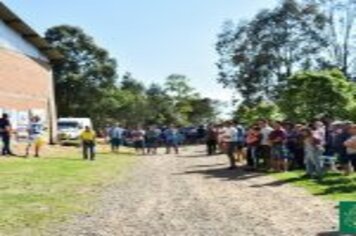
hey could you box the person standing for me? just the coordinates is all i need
[301,128,324,179]
[290,124,305,169]
[313,120,326,148]
[335,122,352,175]
[132,126,146,155]
[224,121,238,170]
[25,116,44,157]
[269,121,288,172]
[258,119,273,169]
[197,125,206,144]
[0,113,14,156]
[246,126,262,170]
[146,125,160,155]
[164,125,180,155]
[109,123,124,153]
[206,124,218,155]
[343,124,356,175]
[216,124,226,154]
[80,126,96,161]
[235,121,246,163]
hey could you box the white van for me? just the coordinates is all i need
[57,118,93,142]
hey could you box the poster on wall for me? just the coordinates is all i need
[17,111,29,125]
[10,109,18,129]
[16,111,30,140]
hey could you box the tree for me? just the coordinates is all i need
[187,98,220,124]
[145,83,176,125]
[45,25,118,126]
[305,0,356,79]
[165,74,198,101]
[234,102,283,125]
[121,72,145,94]
[216,0,329,105]
[278,69,354,121]
[117,73,149,126]
[164,74,199,125]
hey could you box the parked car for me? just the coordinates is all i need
[57,118,93,145]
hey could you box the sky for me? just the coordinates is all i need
[3,0,277,116]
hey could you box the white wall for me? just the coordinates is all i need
[0,20,48,62]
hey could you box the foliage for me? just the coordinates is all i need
[164,74,217,125]
[234,101,283,125]
[188,98,220,125]
[46,26,218,128]
[216,0,329,105]
[217,0,356,121]
[347,101,356,122]
[305,0,356,79]
[45,25,118,127]
[278,69,355,121]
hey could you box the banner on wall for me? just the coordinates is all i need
[17,110,30,129]
[10,109,18,129]
[17,111,29,125]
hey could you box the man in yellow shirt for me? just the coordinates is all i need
[80,126,96,161]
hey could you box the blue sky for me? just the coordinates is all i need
[3,0,277,114]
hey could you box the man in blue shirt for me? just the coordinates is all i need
[164,125,180,155]
[109,123,124,153]
[235,121,246,163]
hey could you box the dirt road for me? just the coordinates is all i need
[50,146,338,236]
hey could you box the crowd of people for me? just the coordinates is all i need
[102,124,203,156]
[84,118,356,179]
[205,119,356,179]
[1,110,355,180]
[80,124,210,161]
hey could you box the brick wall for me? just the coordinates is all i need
[0,48,50,110]
[0,48,57,142]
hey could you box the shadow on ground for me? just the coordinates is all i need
[179,153,220,158]
[317,231,340,236]
[175,167,265,181]
[189,163,226,168]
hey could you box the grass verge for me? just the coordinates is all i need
[271,171,356,201]
[0,145,135,235]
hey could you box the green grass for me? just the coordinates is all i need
[271,171,356,201]
[0,146,135,235]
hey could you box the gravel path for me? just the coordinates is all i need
[49,146,338,236]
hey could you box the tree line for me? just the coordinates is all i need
[216,0,356,123]
[45,26,219,128]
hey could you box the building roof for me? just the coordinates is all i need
[0,2,62,62]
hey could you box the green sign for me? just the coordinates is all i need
[340,201,356,234]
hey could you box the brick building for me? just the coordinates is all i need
[0,2,61,142]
